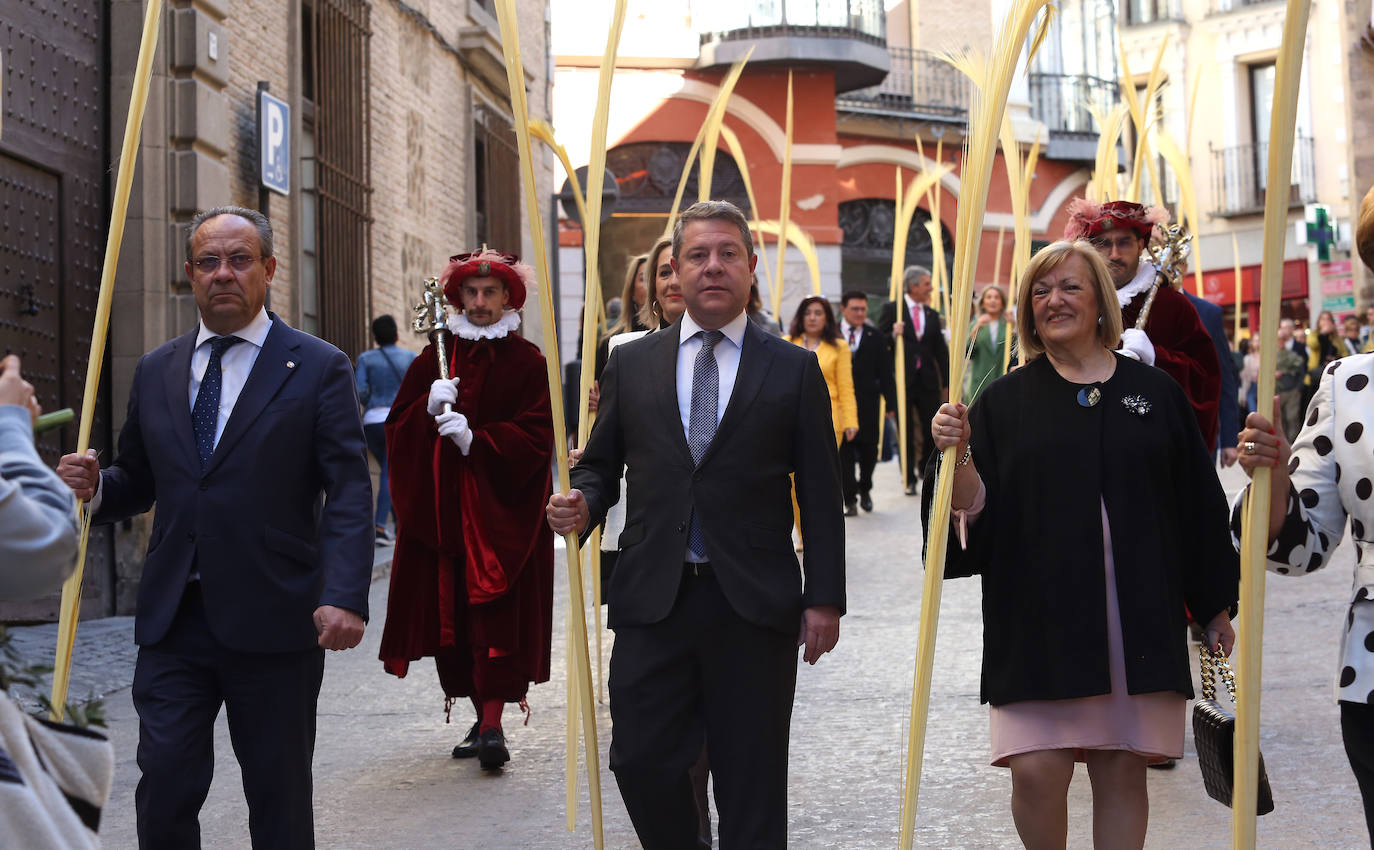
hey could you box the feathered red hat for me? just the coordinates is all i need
[440,249,534,311]
[1064,199,1170,242]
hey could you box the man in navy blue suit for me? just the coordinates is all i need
[57,206,374,849]
[1185,290,1241,466]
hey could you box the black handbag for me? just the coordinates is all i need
[1192,645,1274,815]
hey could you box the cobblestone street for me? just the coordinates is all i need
[20,462,1370,847]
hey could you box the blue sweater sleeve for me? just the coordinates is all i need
[0,405,78,599]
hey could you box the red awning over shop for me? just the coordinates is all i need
[1199,259,1307,307]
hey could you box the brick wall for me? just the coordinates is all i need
[99,0,552,617]
[1345,0,1374,300]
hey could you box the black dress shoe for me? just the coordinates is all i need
[843,503,859,517]
[478,728,510,770]
[904,483,918,496]
[859,493,873,512]
[451,721,481,759]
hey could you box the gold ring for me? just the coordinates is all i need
[1244,440,1256,455]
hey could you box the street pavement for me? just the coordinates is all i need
[11,461,1371,848]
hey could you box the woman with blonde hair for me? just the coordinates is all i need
[593,253,652,380]
[926,239,1238,849]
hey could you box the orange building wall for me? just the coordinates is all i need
[582,64,1093,289]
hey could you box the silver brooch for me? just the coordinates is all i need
[1122,394,1151,416]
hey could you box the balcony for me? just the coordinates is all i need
[835,48,970,122]
[1209,0,1283,13]
[691,0,890,93]
[1122,0,1183,25]
[1208,137,1316,217]
[1028,73,1120,161]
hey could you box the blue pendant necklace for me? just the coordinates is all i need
[1077,385,1102,407]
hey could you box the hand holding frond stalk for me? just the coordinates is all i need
[899,2,1057,845]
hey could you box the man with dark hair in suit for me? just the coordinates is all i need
[57,206,374,849]
[1184,290,1241,466]
[838,290,896,514]
[877,266,949,495]
[546,199,845,848]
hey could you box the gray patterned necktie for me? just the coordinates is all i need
[686,329,724,557]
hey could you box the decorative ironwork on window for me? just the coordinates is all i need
[474,105,521,252]
[315,0,373,361]
[604,142,750,214]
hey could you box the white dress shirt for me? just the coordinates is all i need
[189,308,273,449]
[676,310,749,562]
[840,319,862,352]
[676,310,749,439]
[91,308,273,516]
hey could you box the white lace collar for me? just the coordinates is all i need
[447,311,521,340]
[1114,261,1159,310]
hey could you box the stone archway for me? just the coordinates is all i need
[592,142,753,313]
[838,198,954,307]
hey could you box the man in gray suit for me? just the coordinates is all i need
[547,200,845,849]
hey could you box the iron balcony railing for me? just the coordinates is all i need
[691,0,885,45]
[1210,0,1282,13]
[1209,137,1316,217]
[1123,0,1183,25]
[1027,72,1119,137]
[834,47,970,120]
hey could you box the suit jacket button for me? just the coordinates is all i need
[677,522,686,533]
[199,481,209,491]
[186,531,196,541]
[692,472,702,482]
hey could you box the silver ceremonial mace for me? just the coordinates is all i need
[412,276,453,415]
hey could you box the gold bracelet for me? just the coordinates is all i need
[955,446,972,467]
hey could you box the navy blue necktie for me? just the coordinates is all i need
[193,335,244,468]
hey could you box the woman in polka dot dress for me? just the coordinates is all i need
[1235,351,1374,841]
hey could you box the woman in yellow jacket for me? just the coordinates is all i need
[786,295,859,445]
[786,296,858,538]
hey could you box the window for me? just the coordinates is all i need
[314,0,372,360]
[1249,62,1275,191]
[473,106,521,252]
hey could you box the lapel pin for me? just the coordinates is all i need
[286,360,296,369]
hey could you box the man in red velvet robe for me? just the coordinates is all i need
[1065,199,1222,451]
[380,250,554,771]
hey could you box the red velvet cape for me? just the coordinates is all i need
[1122,281,1222,452]
[378,332,554,684]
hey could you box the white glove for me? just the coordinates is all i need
[427,377,460,416]
[435,410,474,455]
[1118,328,1156,366]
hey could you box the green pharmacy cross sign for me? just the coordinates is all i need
[1305,204,1337,262]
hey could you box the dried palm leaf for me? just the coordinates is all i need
[1236,1,1312,843]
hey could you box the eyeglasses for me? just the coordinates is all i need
[1091,235,1139,253]
[192,253,261,274]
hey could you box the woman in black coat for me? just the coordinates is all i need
[926,239,1239,849]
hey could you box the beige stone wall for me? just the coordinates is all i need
[915,0,991,54]
[1344,0,1374,299]
[1112,0,1357,293]
[221,0,296,319]
[101,0,552,616]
